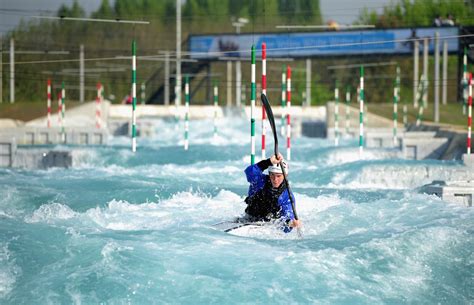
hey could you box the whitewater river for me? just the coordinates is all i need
[0,117,472,304]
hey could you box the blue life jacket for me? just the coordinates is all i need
[244,162,296,233]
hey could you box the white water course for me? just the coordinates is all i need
[0,117,472,304]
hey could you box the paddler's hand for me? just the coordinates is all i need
[270,153,284,165]
[289,219,302,228]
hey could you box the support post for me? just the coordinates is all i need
[236,60,241,107]
[176,0,181,107]
[413,40,419,107]
[80,44,84,103]
[442,40,448,105]
[227,61,232,107]
[10,38,14,103]
[434,32,440,123]
[1,34,3,103]
[164,51,170,105]
[306,58,311,107]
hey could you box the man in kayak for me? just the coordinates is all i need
[243,152,301,232]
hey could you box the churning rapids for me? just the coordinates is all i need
[0,117,472,304]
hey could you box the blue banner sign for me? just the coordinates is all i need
[189,27,459,59]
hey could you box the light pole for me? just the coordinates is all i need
[232,17,248,107]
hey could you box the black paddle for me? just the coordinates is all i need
[261,93,302,236]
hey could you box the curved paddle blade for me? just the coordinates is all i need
[261,93,279,156]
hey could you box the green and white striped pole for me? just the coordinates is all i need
[416,74,426,126]
[467,73,472,154]
[213,80,218,142]
[131,40,137,152]
[281,66,286,137]
[61,81,66,143]
[250,45,256,165]
[359,66,364,158]
[393,66,400,146]
[345,86,351,136]
[463,47,468,115]
[184,75,189,150]
[334,80,339,146]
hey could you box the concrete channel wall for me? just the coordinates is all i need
[0,127,108,146]
[0,102,470,168]
[0,100,110,169]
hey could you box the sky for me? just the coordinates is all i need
[0,0,394,34]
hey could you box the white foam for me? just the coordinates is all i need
[71,149,103,168]
[86,199,170,231]
[0,243,21,299]
[296,193,344,215]
[26,203,78,224]
[101,242,134,264]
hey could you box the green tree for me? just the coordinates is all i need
[57,0,86,18]
[356,0,472,27]
[278,0,322,24]
[92,0,114,19]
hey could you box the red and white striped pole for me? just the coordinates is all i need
[47,79,51,128]
[286,65,292,161]
[96,82,102,129]
[281,67,286,137]
[61,82,66,143]
[468,73,472,155]
[261,42,267,160]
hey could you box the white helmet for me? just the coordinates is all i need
[268,161,288,175]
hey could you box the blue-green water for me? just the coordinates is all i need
[1,118,473,304]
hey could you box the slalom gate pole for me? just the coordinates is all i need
[281,66,286,137]
[393,80,398,146]
[416,75,426,126]
[96,82,102,129]
[57,92,61,126]
[213,81,218,141]
[463,47,468,115]
[393,66,400,146]
[47,79,51,128]
[250,45,256,165]
[286,65,291,161]
[61,81,66,143]
[261,42,267,160]
[334,80,339,146]
[359,66,364,158]
[345,86,350,135]
[468,73,472,155]
[402,66,407,127]
[184,76,189,150]
[131,40,137,152]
